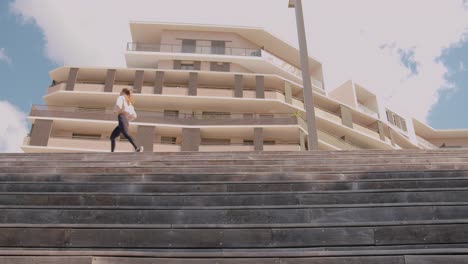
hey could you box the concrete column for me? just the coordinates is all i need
[181,128,201,151]
[66,68,79,91]
[29,120,53,147]
[256,76,265,99]
[254,127,264,151]
[189,72,198,96]
[104,69,116,93]
[154,71,165,94]
[389,130,397,147]
[377,121,386,141]
[194,61,201,70]
[300,130,307,151]
[136,126,155,152]
[234,75,243,98]
[133,70,144,94]
[173,60,181,70]
[285,81,293,104]
[339,104,353,128]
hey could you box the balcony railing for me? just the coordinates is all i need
[357,103,379,118]
[260,49,323,90]
[30,105,301,127]
[126,42,324,90]
[127,43,262,57]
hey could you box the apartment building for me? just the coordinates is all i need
[22,22,468,153]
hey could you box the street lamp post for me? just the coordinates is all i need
[289,0,319,150]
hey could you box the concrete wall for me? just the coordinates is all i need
[329,80,357,108]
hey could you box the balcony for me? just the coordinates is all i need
[22,136,301,153]
[46,82,306,112]
[29,105,301,128]
[126,43,324,90]
[127,43,262,57]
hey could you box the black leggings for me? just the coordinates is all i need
[110,114,138,152]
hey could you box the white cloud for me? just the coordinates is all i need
[10,0,468,122]
[0,48,12,64]
[0,101,28,153]
[460,61,466,72]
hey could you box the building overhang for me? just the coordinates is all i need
[129,21,322,74]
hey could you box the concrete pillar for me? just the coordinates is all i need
[389,129,397,147]
[256,76,265,99]
[66,68,79,91]
[133,70,144,94]
[194,61,201,70]
[29,120,53,147]
[154,71,165,94]
[189,72,198,96]
[234,75,244,98]
[173,60,181,70]
[181,128,201,151]
[377,121,386,141]
[339,104,354,128]
[136,126,155,152]
[104,69,116,93]
[254,127,264,151]
[285,81,293,104]
[300,130,307,151]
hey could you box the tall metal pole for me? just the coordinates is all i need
[290,0,319,150]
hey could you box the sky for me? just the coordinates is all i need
[0,0,468,152]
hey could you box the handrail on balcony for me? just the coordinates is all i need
[31,104,303,121]
[317,129,363,150]
[127,42,262,57]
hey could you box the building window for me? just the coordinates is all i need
[201,138,231,145]
[72,133,101,140]
[181,39,196,53]
[243,140,254,146]
[211,41,226,55]
[386,109,408,132]
[202,112,231,119]
[210,62,230,72]
[161,136,177,145]
[264,140,276,145]
[164,110,179,118]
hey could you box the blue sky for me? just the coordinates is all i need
[0,0,468,152]
[0,0,57,111]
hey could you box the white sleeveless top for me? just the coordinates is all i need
[115,96,137,121]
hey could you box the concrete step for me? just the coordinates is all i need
[1,205,467,225]
[1,189,467,206]
[2,150,468,162]
[4,156,468,167]
[87,255,468,264]
[3,163,468,175]
[0,224,467,248]
[0,170,466,183]
[1,179,468,193]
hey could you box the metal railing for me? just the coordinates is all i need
[416,135,438,149]
[126,42,324,90]
[317,129,363,150]
[261,49,324,89]
[357,103,379,118]
[30,105,301,126]
[127,42,262,57]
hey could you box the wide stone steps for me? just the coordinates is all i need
[2,150,468,262]
[1,189,467,206]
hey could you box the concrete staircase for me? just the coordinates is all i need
[1,150,468,263]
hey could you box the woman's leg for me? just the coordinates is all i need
[119,115,138,150]
[110,126,121,152]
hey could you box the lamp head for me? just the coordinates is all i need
[288,0,295,8]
